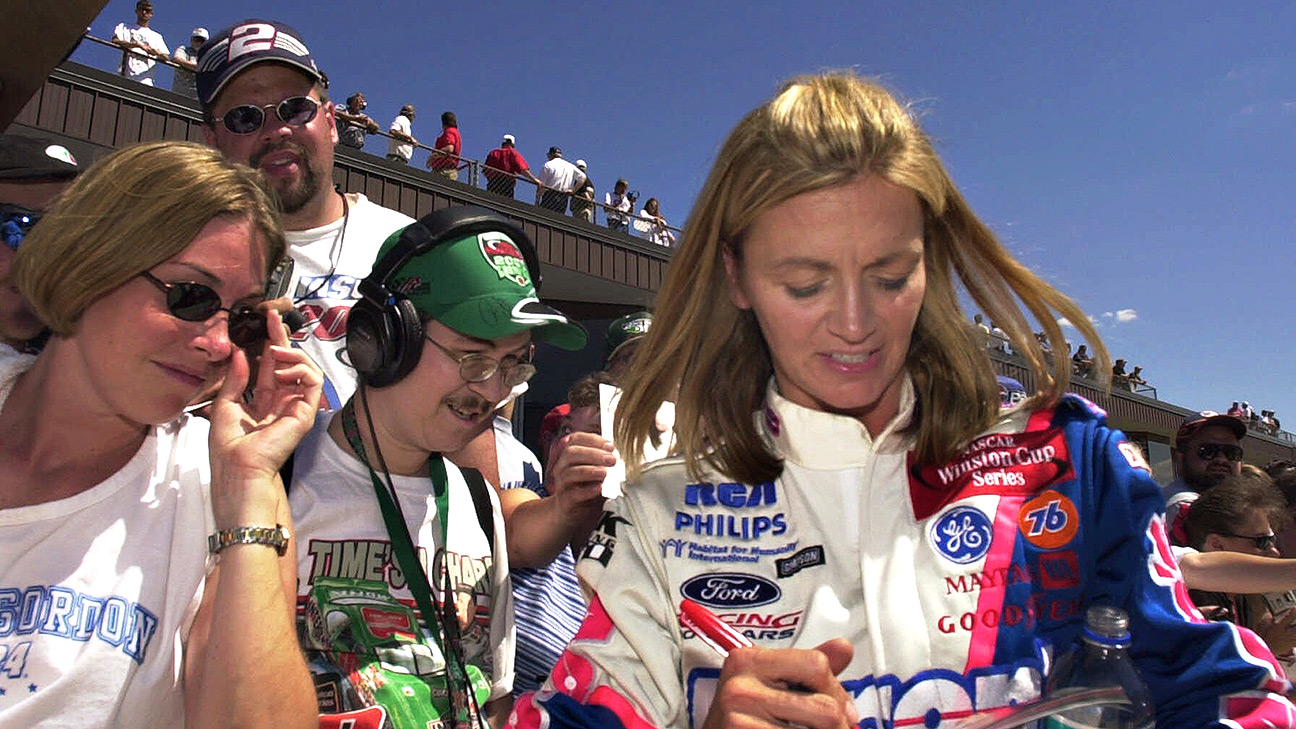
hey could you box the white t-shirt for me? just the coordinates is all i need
[635,208,677,247]
[537,157,585,194]
[112,23,168,86]
[0,355,214,728]
[171,44,199,97]
[289,415,515,706]
[283,193,413,410]
[387,115,414,161]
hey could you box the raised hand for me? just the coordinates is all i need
[208,308,322,528]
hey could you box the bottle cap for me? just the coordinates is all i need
[1084,605,1131,642]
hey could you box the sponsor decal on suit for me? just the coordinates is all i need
[680,573,781,609]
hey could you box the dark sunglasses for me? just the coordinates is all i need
[1197,443,1244,462]
[218,96,319,135]
[1218,531,1277,551]
[1,204,41,251]
[139,271,266,349]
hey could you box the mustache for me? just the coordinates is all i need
[249,140,309,169]
[445,392,493,419]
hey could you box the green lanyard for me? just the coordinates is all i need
[339,398,460,679]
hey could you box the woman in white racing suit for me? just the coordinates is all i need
[511,71,1296,729]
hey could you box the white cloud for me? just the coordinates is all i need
[1115,309,1138,323]
[1058,313,1105,331]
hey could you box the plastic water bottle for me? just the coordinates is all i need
[1041,605,1154,729]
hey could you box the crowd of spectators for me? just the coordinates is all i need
[974,307,1288,442]
[1229,401,1284,436]
[974,314,1156,397]
[20,13,1296,728]
[95,3,682,246]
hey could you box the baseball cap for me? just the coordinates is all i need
[996,376,1027,411]
[196,20,323,107]
[191,27,209,41]
[540,403,571,453]
[548,146,562,156]
[603,311,652,367]
[1176,410,1246,448]
[576,159,587,169]
[377,225,588,351]
[502,134,515,144]
[0,134,79,180]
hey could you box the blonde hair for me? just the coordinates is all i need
[15,141,285,334]
[615,71,1106,484]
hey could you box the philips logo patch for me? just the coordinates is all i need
[680,573,781,609]
[931,506,993,564]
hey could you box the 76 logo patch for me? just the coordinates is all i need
[1018,490,1078,550]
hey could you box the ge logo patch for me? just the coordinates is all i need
[1018,490,1078,550]
[931,506,993,564]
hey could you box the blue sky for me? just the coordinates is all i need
[77,0,1294,426]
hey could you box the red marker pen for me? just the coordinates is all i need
[679,599,753,657]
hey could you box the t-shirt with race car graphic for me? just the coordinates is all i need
[289,414,514,728]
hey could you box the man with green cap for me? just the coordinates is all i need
[285,207,587,728]
[602,310,653,384]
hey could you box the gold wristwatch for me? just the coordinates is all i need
[207,524,290,557]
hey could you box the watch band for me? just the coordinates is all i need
[207,524,290,557]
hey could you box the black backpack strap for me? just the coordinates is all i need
[459,466,496,554]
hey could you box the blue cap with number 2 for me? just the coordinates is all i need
[195,20,323,107]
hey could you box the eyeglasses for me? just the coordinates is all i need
[1,204,41,251]
[424,336,536,387]
[1217,531,1277,551]
[217,96,319,135]
[139,271,267,349]
[1197,443,1244,462]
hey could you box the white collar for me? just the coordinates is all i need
[760,375,916,469]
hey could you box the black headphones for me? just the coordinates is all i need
[346,205,542,388]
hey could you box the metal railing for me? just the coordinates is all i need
[78,32,685,246]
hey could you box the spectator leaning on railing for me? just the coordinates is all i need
[111,0,168,87]
[484,135,541,199]
[386,104,419,164]
[635,197,676,246]
[427,111,462,180]
[171,27,207,99]
[335,92,380,150]
[569,159,595,223]
[603,178,634,233]
[537,146,585,214]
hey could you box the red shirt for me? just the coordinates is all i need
[430,126,462,169]
[484,146,529,178]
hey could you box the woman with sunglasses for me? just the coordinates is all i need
[1184,471,1296,686]
[0,141,319,728]
[512,72,1295,729]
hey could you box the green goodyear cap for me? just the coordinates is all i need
[378,227,588,351]
[603,310,653,366]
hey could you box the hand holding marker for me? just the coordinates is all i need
[679,598,753,656]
